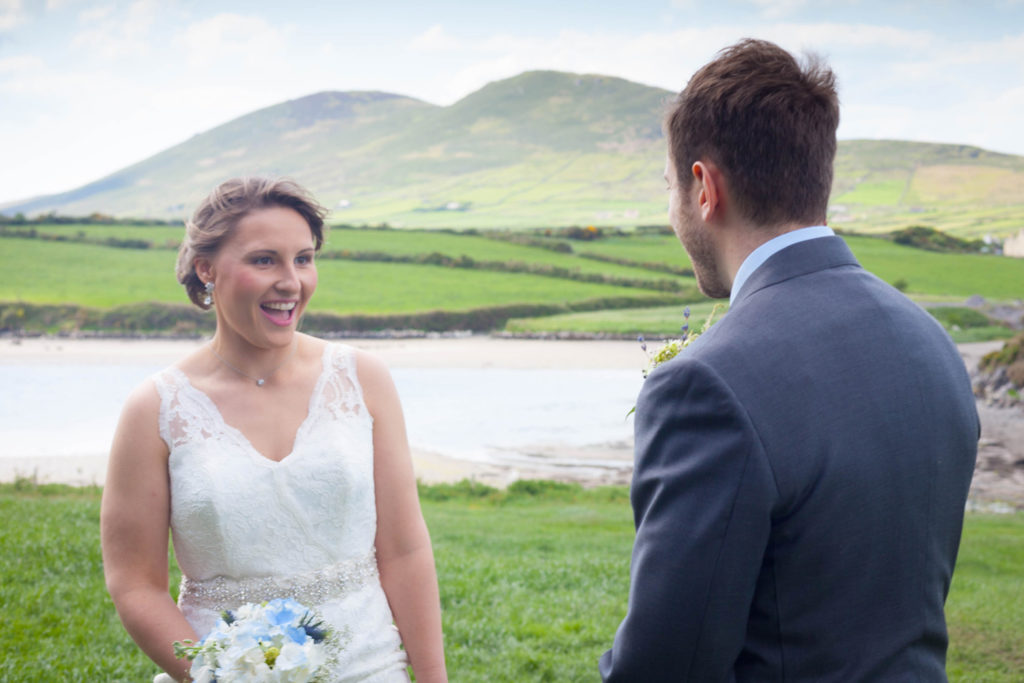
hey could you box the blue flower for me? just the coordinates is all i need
[281,623,309,645]
[264,598,305,627]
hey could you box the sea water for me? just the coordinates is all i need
[0,363,642,465]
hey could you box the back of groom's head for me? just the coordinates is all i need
[666,39,840,230]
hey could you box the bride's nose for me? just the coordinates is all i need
[275,264,301,293]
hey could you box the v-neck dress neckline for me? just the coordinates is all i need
[167,342,331,466]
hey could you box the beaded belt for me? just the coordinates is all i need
[178,552,379,612]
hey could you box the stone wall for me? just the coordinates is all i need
[1004,228,1024,258]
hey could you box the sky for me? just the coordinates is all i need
[2,0,1023,205]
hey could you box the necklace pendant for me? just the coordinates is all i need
[257,379,265,386]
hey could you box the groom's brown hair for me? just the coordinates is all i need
[665,39,839,229]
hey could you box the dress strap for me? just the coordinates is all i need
[313,343,371,427]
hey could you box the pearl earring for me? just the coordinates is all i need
[203,281,215,306]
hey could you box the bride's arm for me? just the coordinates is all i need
[358,350,448,683]
[101,380,197,683]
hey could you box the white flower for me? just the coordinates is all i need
[172,598,332,683]
[271,641,318,682]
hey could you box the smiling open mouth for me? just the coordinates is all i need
[260,301,297,324]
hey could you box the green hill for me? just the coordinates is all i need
[4,71,1023,238]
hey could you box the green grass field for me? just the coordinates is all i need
[575,233,695,269]
[0,238,673,314]
[4,223,186,245]
[19,224,689,283]
[506,301,722,336]
[843,235,1024,299]
[0,482,1020,682]
[2,224,1023,335]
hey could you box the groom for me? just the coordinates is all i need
[600,40,979,681]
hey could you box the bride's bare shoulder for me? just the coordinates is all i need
[350,346,392,381]
[122,375,162,418]
[109,376,168,467]
[349,347,399,408]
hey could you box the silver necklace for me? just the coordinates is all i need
[209,340,298,387]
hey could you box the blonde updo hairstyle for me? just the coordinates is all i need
[176,177,328,309]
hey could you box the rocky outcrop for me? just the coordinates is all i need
[972,333,1024,409]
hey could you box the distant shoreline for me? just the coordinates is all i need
[0,334,646,369]
[4,337,1021,511]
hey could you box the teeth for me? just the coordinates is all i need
[263,302,296,311]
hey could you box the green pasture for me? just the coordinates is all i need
[843,235,1024,300]
[574,233,695,270]
[0,481,1020,682]
[562,231,1024,301]
[5,223,185,245]
[0,239,184,307]
[832,174,908,206]
[321,228,687,282]
[504,299,1013,344]
[14,224,690,283]
[507,301,723,337]
[305,152,668,229]
[834,206,1024,240]
[0,238,669,314]
[2,225,1023,335]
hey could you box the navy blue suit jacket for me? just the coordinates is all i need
[600,236,978,681]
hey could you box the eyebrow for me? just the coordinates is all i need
[244,247,316,258]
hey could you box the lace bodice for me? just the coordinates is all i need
[153,343,409,682]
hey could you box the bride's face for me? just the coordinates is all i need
[201,205,318,349]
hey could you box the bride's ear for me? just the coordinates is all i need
[194,257,214,284]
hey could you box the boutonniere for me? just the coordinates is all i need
[629,304,722,417]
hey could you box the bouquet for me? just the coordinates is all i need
[173,598,333,683]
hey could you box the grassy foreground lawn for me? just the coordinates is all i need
[0,481,1020,682]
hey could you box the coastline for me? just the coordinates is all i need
[0,334,645,369]
[0,335,644,489]
[3,337,1022,508]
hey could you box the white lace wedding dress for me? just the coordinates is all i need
[151,343,410,682]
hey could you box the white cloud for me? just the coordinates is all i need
[78,4,114,23]
[70,0,158,59]
[0,0,25,31]
[0,54,43,75]
[749,0,814,20]
[410,24,461,52]
[771,22,934,50]
[179,13,287,68]
[421,21,942,105]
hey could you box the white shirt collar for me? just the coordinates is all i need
[729,225,834,306]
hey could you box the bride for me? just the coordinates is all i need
[101,177,447,682]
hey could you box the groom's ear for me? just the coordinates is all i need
[692,160,723,222]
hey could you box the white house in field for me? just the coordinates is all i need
[1004,228,1024,258]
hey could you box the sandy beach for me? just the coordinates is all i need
[2,336,1022,508]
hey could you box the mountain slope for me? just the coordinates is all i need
[4,71,1023,237]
